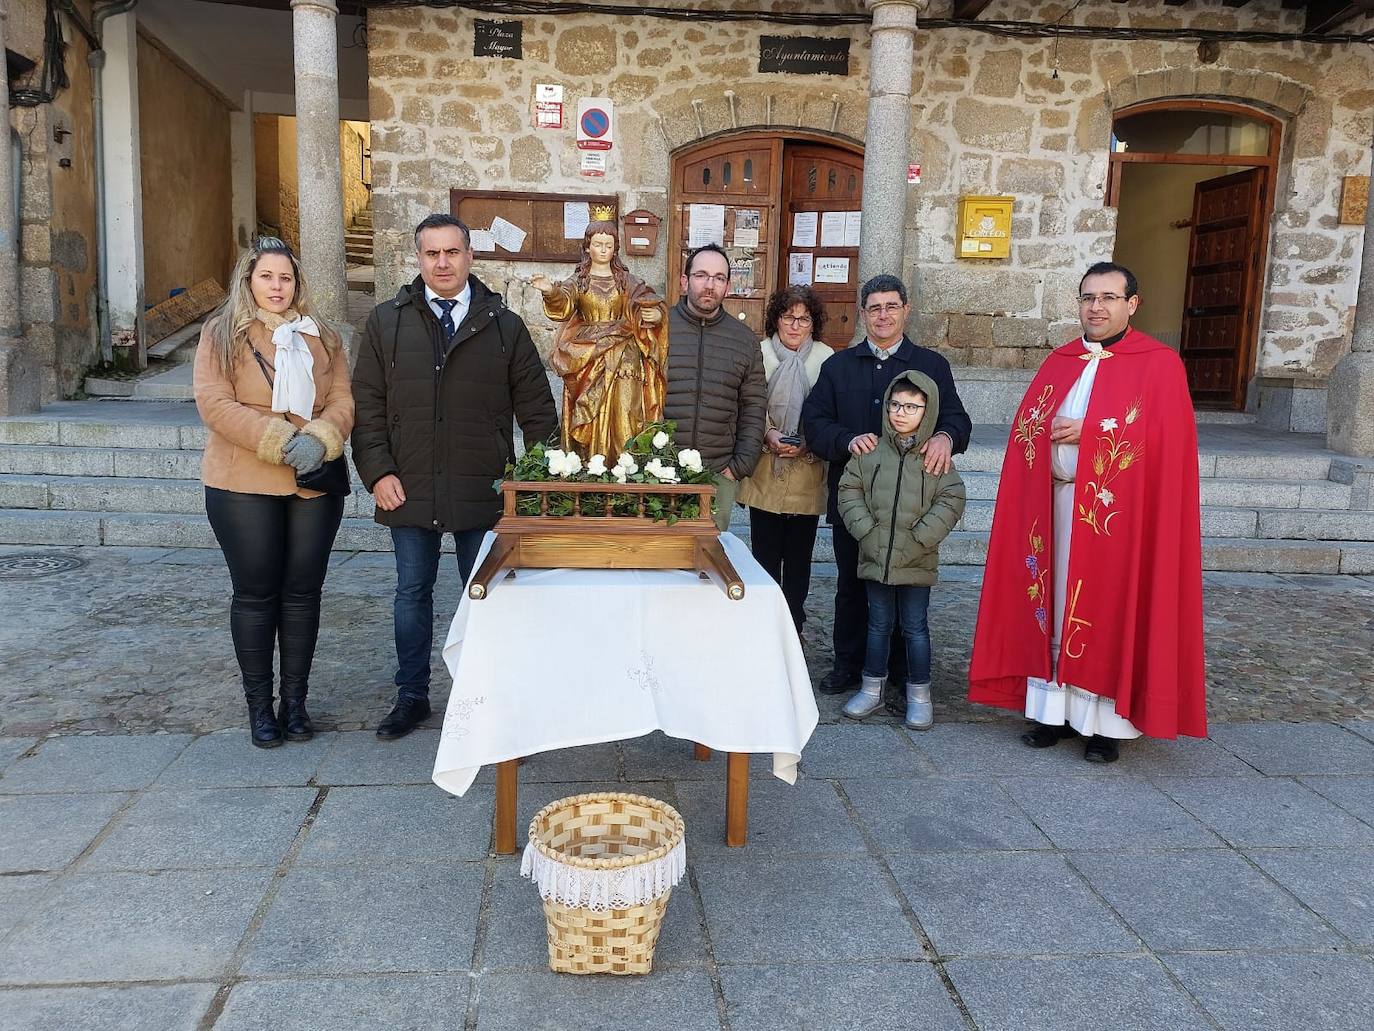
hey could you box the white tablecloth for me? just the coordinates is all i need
[432,532,818,796]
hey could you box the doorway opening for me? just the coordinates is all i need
[1107,101,1281,410]
[668,132,864,349]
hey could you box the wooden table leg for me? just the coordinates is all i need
[693,742,712,761]
[725,752,749,847]
[495,759,519,855]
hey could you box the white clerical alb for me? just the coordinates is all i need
[1024,342,1141,740]
[269,316,319,421]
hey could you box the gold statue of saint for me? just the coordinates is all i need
[531,220,668,460]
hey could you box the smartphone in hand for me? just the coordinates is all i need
[778,434,802,447]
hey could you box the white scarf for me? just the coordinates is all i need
[267,315,319,421]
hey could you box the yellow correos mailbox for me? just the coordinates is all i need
[956,195,1014,260]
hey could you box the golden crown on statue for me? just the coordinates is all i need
[590,204,616,222]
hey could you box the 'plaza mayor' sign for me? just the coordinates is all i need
[758,35,850,75]
[474,19,522,59]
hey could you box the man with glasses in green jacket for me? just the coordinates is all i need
[803,274,972,708]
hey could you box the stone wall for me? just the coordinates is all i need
[137,31,234,307]
[7,0,100,401]
[341,120,371,227]
[366,1,1373,383]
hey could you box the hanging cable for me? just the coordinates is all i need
[10,0,71,108]
[357,0,1374,45]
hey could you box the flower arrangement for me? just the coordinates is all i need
[499,421,716,524]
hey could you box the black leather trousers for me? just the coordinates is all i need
[205,487,344,701]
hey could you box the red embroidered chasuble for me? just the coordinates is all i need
[968,328,1207,739]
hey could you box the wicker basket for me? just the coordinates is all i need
[522,792,687,976]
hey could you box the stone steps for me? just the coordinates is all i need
[1,401,1371,573]
[8,472,1369,546]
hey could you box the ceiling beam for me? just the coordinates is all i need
[952,1,996,18]
[1306,0,1374,33]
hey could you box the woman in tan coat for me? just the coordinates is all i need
[193,238,354,749]
[737,286,832,634]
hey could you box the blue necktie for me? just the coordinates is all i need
[435,298,458,342]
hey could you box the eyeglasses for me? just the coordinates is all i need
[887,401,926,415]
[864,302,905,316]
[1079,293,1128,306]
[779,314,813,326]
[690,272,730,286]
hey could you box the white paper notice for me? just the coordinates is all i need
[489,216,527,253]
[787,252,813,286]
[814,256,851,284]
[733,209,761,249]
[469,229,496,252]
[792,211,818,248]
[688,204,726,248]
[844,210,863,248]
[820,211,848,248]
[563,201,590,239]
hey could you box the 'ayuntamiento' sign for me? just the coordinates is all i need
[758,36,850,76]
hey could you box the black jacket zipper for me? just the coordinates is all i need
[882,449,911,582]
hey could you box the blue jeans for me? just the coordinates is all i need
[862,582,931,684]
[391,526,487,700]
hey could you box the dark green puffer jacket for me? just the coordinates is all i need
[837,370,967,586]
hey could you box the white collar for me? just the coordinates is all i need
[425,282,471,309]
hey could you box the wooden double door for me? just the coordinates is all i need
[668,133,864,350]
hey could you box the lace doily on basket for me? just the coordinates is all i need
[520,839,687,911]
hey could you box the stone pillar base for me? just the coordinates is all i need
[0,337,42,417]
[1327,351,1374,456]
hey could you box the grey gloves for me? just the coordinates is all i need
[282,431,326,474]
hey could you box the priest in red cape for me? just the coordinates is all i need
[968,262,1206,763]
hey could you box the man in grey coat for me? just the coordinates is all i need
[665,244,767,530]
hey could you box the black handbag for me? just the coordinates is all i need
[250,346,352,496]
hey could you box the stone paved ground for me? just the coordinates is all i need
[0,544,1369,736]
[2,544,1373,1029]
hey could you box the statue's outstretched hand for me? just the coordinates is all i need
[641,307,662,325]
[529,274,554,294]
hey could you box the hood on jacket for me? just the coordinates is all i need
[882,369,941,447]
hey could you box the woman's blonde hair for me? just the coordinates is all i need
[207,237,336,376]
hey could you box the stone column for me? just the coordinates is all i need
[1328,130,1374,456]
[291,0,347,325]
[0,0,38,414]
[229,92,257,253]
[101,9,145,371]
[857,0,925,295]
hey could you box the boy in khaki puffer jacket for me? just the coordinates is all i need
[836,370,967,728]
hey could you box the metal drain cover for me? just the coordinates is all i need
[0,553,88,579]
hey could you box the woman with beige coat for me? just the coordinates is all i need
[738,286,832,634]
[193,238,354,749]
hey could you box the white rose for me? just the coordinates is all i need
[619,457,639,475]
[586,454,608,476]
[545,448,566,472]
[652,431,670,450]
[563,452,583,476]
[678,448,703,473]
[612,468,627,484]
[644,457,663,478]
[658,465,679,482]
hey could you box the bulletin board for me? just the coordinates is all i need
[448,189,619,262]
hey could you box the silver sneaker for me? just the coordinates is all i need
[842,675,885,720]
[905,681,934,730]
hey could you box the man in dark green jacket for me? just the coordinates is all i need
[352,214,556,739]
[665,244,767,530]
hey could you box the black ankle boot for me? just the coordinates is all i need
[1084,735,1120,764]
[277,693,314,742]
[247,697,284,749]
[1020,722,1077,749]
